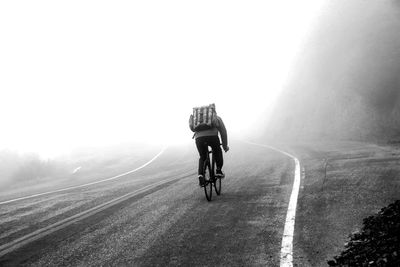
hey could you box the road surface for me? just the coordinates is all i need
[0,141,295,266]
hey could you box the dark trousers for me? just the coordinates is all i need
[195,135,223,175]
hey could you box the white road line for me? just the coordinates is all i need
[0,172,193,257]
[0,148,167,205]
[245,141,301,267]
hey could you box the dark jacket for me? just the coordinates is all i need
[190,116,228,148]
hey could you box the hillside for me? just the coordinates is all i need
[267,0,400,142]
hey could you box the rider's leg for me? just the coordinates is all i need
[195,136,208,176]
[208,136,223,171]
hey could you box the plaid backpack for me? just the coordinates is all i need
[189,103,217,132]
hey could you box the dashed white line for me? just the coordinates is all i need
[0,147,167,205]
[245,141,301,267]
[72,166,82,174]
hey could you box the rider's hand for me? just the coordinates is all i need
[223,145,229,152]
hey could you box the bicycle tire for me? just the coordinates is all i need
[203,160,212,201]
[212,155,221,195]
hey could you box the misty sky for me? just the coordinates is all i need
[0,0,325,157]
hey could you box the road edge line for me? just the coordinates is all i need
[244,141,301,267]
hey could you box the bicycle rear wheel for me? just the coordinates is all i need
[203,161,212,201]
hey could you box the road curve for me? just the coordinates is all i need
[0,141,297,266]
[245,141,302,267]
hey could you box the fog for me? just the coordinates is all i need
[267,0,400,142]
[1,0,324,158]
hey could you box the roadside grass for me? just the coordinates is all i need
[290,141,400,266]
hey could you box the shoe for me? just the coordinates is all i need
[198,175,205,187]
[215,169,225,178]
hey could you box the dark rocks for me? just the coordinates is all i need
[328,200,400,266]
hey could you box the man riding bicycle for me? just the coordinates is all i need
[189,104,229,187]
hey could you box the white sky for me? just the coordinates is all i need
[0,0,325,157]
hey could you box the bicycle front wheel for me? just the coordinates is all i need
[203,161,212,201]
[211,154,221,195]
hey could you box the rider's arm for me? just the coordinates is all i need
[216,116,228,149]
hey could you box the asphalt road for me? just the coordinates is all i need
[0,141,294,266]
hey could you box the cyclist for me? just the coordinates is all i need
[189,107,229,186]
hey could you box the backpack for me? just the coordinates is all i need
[189,103,217,132]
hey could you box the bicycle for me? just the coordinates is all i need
[202,145,222,201]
